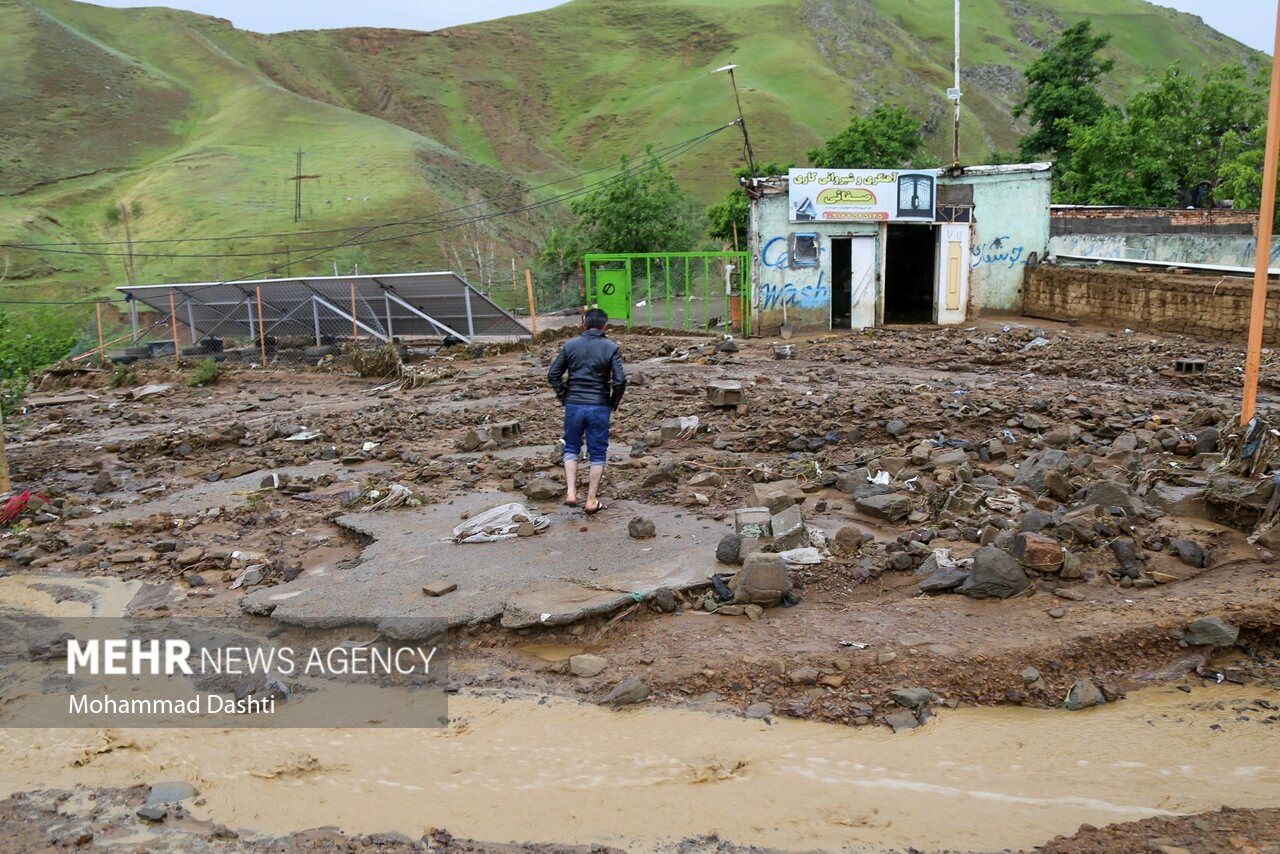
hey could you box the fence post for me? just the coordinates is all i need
[349,282,358,342]
[168,291,181,367]
[95,303,105,364]
[256,286,267,366]
[462,281,475,338]
[311,296,321,345]
[129,298,139,343]
[524,268,538,336]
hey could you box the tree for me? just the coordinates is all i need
[706,161,792,247]
[1014,20,1114,165]
[806,106,926,169]
[1057,64,1266,207]
[539,150,703,281]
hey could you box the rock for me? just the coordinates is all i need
[1109,537,1144,578]
[1017,509,1054,533]
[716,534,745,565]
[1194,427,1220,454]
[730,553,792,607]
[523,477,562,502]
[957,547,1031,599]
[650,587,678,613]
[706,380,743,407]
[884,710,922,731]
[1207,475,1274,517]
[715,338,739,353]
[642,462,680,487]
[745,702,773,719]
[788,666,820,685]
[569,654,607,677]
[1168,538,1208,569]
[752,480,803,513]
[928,448,970,469]
[1021,666,1041,684]
[877,652,898,665]
[1044,468,1075,502]
[734,507,772,539]
[422,580,457,597]
[1041,426,1071,448]
[91,470,115,494]
[604,676,650,706]
[885,419,909,438]
[833,525,866,556]
[627,516,656,539]
[1081,480,1146,517]
[1147,482,1208,518]
[175,547,204,567]
[1011,532,1064,571]
[1053,587,1085,601]
[887,551,914,571]
[855,492,911,522]
[1180,616,1238,647]
[770,504,806,550]
[1013,449,1067,493]
[1064,678,1106,710]
[890,687,933,710]
[918,563,970,593]
[136,804,167,822]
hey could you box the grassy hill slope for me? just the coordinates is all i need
[0,0,1260,304]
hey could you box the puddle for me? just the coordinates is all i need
[517,642,588,662]
[0,575,140,619]
[0,685,1277,850]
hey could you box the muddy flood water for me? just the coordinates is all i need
[0,684,1275,850]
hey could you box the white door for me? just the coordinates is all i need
[849,236,877,329]
[935,223,970,325]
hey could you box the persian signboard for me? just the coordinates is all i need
[788,168,940,223]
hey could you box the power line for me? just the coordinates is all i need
[0,127,727,263]
[4,125,735,251]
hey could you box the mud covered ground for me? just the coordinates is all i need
[3,318,1280,849]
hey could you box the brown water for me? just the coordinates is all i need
[1,574,1277,851]
[1,686,1277,851]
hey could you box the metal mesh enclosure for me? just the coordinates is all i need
[116,272,530,352]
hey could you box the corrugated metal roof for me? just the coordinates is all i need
[118,271,529,342]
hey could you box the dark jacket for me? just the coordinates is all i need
[547,329,627,409]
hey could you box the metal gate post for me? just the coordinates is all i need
[384,293,394,340]
[186,299,198,344]
[462,283,475,338]
[311,296,321,345]
[129,298,139,343]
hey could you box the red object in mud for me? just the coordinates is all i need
[0,490,44,525]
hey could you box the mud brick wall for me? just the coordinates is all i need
[1023,266,1280,344]
[1051,207,1258,235]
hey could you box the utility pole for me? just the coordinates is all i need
[714,64,757,177]
[119,201,137,285]
[1241,0,1280,424]
[950,0,963,165]
[288,148,321,222]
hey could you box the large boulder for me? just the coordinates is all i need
[1011,531,1064,571]
[730,553,792,606]
[1147,482,1209,518]
[957,547,1030,600]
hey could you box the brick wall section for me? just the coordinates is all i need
[1051,207,1258,236]
[1023,266,1280,344]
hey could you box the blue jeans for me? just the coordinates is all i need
[563,403,611,466]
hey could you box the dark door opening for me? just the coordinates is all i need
[884,224,936,324]
[831,238,852,329]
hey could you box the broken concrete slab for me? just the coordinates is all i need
[706,380,743,407]
[243,492,716,633]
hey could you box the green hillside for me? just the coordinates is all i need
[0,0,1260,304]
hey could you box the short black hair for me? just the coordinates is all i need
[583,308,609,329]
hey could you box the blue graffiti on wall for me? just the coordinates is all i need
[761,236,789,269]
[760,275,830,310]
[970,236,1030,270]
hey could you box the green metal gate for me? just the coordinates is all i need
[583,252,751,336]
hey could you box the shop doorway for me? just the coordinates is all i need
[831,238,851,328]
[884,224,937,324]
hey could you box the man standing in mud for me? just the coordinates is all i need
[547,308,627,514]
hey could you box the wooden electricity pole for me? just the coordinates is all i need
[525,268,538,336]
[0,408,9,494]
[289,149,321,222]
[1241,3,1280,424]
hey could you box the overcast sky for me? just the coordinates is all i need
[90,0,1273,52]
